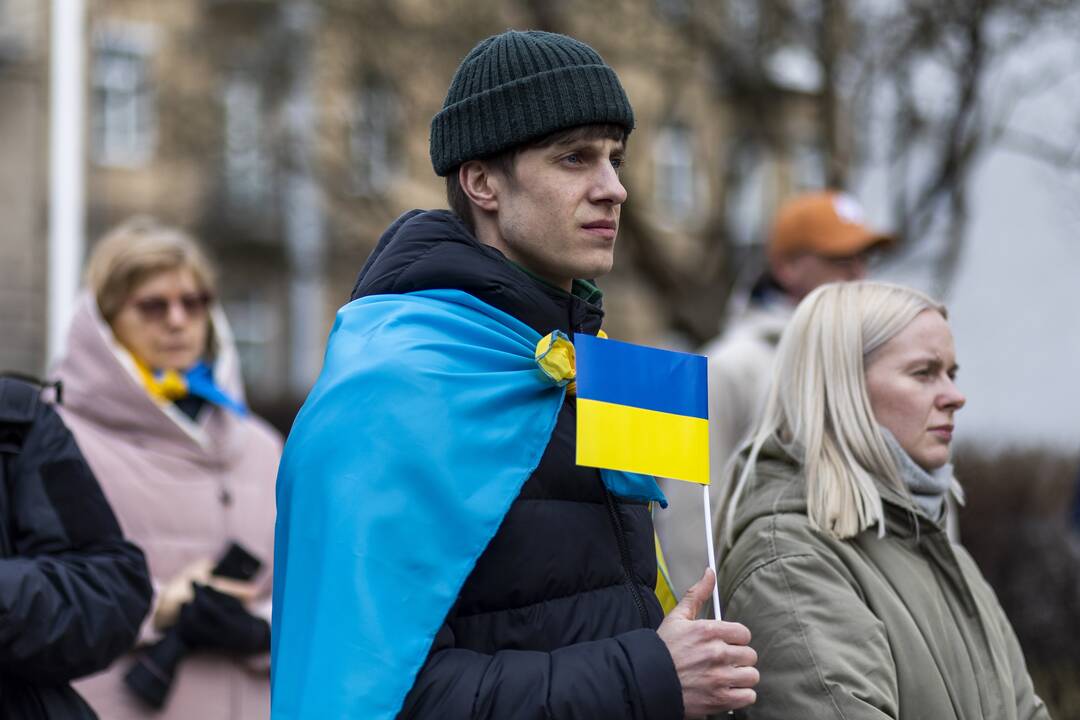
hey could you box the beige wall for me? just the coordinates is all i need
[0,0,47,376]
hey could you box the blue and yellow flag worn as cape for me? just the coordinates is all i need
[271,288,666,719]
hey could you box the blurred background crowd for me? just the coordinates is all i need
[1,0,1078,717]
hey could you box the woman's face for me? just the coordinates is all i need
[110,267,211,372]
[865,310,966,471]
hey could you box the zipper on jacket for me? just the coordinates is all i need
[602,485,650,628]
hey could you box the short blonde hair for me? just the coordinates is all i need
[86,216,217,323]
[721,281,948,541]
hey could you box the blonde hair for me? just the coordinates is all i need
[721,281,948,541]
[86,216,217,323]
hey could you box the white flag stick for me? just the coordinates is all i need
[702,483,722,620]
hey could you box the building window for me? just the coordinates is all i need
[91,23,156,167]
[223,289,278,392]
[655,0,690,22]
[727,148,775,248]
[653,124,699,226]
[792,142,826,191]
[0,0,39,62]
[349,84,403,197]
[223,75,271,215]
[0,0,12,60]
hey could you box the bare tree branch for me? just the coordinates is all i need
[996,127,1080,170]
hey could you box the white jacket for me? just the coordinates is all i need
[655,297,792,598]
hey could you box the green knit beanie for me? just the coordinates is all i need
[430,30,635,177]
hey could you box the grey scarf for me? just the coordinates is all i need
[881,428,958,522]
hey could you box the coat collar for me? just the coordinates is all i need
[734,434,950,540]
[51,293,247,462]
[350,210,605,338]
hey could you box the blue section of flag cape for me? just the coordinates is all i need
[270,288,666,719]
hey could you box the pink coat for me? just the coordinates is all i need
[54,294,281,720]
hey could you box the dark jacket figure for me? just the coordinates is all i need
[353,210,683,718]
[1072,462,1080,531]
[0,379,152,719]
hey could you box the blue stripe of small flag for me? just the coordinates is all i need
[575,334,708,419]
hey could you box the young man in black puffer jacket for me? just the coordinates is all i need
[273,30,758,720]
[0,378,152,718]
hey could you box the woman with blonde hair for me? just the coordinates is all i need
[717,281,1049,719]
[53,216,281,720]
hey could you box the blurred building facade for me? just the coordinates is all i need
[0,0,48,376]
[2,0,821,423]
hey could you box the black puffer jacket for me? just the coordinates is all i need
[0,379,152,719]
[351,210,684,719]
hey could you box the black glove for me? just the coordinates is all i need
[176,584,270,656]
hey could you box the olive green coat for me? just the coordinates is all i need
[718,442,1050,720]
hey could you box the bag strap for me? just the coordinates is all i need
[0,378,39,427]
[0,371,61,406]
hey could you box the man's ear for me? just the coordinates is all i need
[771,255,795,291]
[459,160,500,213]
[771,253,813,301]
[770,254,807,299]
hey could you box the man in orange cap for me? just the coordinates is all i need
[764,190,892,301]
[656,189,892,598]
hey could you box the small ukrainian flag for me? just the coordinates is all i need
[575,335,709,485]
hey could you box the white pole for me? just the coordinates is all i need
[703,483,722,620]
[47,0,87,365]
[281,1,326,395]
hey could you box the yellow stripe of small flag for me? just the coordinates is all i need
[577,399,709,483]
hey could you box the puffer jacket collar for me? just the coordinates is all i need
[350,209,604,338]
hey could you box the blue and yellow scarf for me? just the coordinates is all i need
[134,358,247,416]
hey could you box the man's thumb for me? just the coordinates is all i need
[670,567,715,620]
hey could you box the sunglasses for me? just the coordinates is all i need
[130,292,213,322]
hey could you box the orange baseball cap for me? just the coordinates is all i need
[767,190,893,266]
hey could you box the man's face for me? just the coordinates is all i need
[486,135,627,290]
[774,251,869,301]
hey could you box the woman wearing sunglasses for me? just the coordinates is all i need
[53,216,281,720]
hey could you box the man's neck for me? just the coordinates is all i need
[471,220,601,304]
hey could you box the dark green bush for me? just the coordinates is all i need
[955,445,1080,719]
